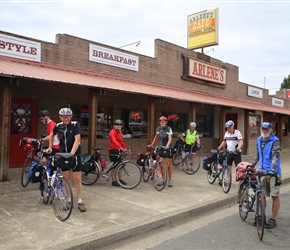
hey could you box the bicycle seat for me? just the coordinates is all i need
[256,169,267,176]
[93,147,103,151]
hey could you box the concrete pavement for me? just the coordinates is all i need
[1,150,290,250]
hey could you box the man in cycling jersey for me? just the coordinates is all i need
[150,116,174,187]
[39,110,59,161]
[47,108,86,212]
[217,120,243,169]
[180,122,200,170]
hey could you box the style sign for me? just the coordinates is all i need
[89,44,139,71]
[0,34,41,62]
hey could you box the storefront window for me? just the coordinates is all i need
[122,109,147,138]
[249,115,261,137]
[282,123,288,136]
[162,112,186,138]
[196,115,213,137]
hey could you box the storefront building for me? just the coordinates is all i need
[1,30,290,181]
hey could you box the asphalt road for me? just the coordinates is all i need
[104,183,290,250]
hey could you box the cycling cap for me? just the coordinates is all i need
[114,119,123,125]
[59,108,73,116]
[39,110,50,117]
[190,122,196,127]
[261,122,272,130]
[225,120,234,128]
[159,116,168,121]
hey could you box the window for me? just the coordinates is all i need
[196,115,213,137]
[122,109,147,138]
[162,112,186,138]
[249,115,261,137]
[282,123,288,136]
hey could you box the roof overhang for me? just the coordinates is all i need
[1,56,289,115]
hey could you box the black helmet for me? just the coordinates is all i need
[114,119,123,125]
[39,110,50,117]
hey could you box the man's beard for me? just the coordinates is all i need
[262,132,271,139]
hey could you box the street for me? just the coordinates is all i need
[103,184,290,250]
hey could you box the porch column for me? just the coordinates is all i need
[243,110,249,155]
[189,103,197,123]
[148,97,156,145]
[0,79,11,181]
[219,107,226,147]
[88,89,98,155]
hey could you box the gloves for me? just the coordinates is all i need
[267,170,275,176]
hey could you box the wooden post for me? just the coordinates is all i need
[88,89,98,155]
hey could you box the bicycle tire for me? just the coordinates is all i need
[207,162,217,184]
[172,148,182,166]
[81,160,100,185]
[52,177,73,222]
[222,165,232,193]
[153,161,168,191]
[115,161,142,189]
[142,159,150,182]
[21,156,33,187]
[238,182,248,221]
[40,171,50,204]
[183,153,200,175]
[256,191,265,241]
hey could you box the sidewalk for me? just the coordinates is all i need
[1,150,290,250]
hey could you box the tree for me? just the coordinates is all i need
[280,74,290,90]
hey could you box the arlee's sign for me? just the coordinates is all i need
[89,44,139,71]
[0,34,41,62]
[188,58,226,85]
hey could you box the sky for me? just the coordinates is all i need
[1,0,290,94]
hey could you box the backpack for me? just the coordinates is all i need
[28,161,43,183]
[236,162,256,182]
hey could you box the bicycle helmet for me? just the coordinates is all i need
[114,119,123,125]
[39,110,50,117]
[59,107,73,116]
[190,122,196,127]
[159,116,168,122]
[225,120,234,128]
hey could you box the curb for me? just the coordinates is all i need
[61,176,290,250]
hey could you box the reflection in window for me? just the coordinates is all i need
[122,109,147,138]
[196,116,213,138]
[249,115,261,137]
[10,103,32,134]
[162,112,186,138]
[282,123,288,136]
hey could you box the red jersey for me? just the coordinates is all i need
[108,129,126,151]
[47,120,60,150]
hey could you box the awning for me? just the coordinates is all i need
[1,56,290,115]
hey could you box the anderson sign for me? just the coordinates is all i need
[89,44,139,71]
[0,34,41,62]
[188,58,226,85]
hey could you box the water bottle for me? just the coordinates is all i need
[149,157,154,168]
[51,173,56,186]
[248,186,254,208]
[100,159,107,170]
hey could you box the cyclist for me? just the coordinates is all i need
[149,116,173,187]
[38,110,59,161]
[252,122,282,229]
[180,122,200,170]
[46,107,86,212]
[108,119,128,187]
[217,120,243,170]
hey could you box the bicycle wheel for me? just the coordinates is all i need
[115,161,142,189]
[238,182,248,221]
[256,191,265,241]
[81,160,100,185]
[172,148,182,166]
[21,156,33,187]
[207,162,217,184]
[40,171,50,204]
[183,153,200,175]
[221,165,232,193]
[153,162,168,191]
[52,177,73,222]
[142,159,150,182]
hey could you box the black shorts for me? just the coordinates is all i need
[109,149,120,164]
[227,151,241,167]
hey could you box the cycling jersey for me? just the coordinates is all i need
[47,120,59,150]
[182,129,198,145]
[223,129,243,152]
[156,126,173,146]
[108,129,126,151]
[53,121,81,154]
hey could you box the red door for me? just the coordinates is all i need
[10,98,38,167]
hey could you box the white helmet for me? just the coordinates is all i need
[59,107,73,116]
[190,122,196,127]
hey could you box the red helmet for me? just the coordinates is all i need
[159,116,168,122]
